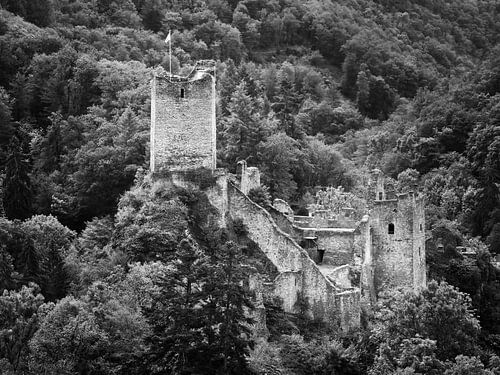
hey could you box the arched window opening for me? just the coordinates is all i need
[378,192,383,200]
[180,88,185,98]
[388,223,395,235]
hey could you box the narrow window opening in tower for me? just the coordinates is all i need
[317,249,325,264]
[180,88,185,98]
[388,223,395,234]
[419,223,422,231]
[378,192,383,200]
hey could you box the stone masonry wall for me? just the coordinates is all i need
[227,183,360,329]
[412,194,427,289]
[370,197,415,295]
[356,218,376,306]
[316,230,355,267]
[204,170,229,227]
[151,74,215,173]
[328,265,352,289]
[241,166,261,195]
[268,206,302,239]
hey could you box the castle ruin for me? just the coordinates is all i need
[150,60,427,330]
[150,60,216,173]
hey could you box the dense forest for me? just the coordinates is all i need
[1,0,500,373]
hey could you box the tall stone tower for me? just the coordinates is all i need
[368,170,426,295]
[150,60,216,173]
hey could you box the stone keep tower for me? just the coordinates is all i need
[150,60,216,173]
[368,170,426,295]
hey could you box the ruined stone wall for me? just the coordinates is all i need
[328,265,353,289]
[356,218,376,306]
[204,170,229,227]
[273,198,294,217]
[412,194,427,289]
[316,230,355,267]
[370,197,415,295]
[353,218,369,260]
[329,217,357,228]
[227,183,360,329]
[241,166,261,195]
[150,73,215,173]
[268,206,302,239]
[370,169,386,201]
[336,291,360,330]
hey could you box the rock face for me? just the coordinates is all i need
[150,62,216,173]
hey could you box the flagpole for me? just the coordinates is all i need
[169,30,172,77]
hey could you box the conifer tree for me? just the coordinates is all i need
[258,132,302,200]
[41,246,68,301]
[146,231,253,374]
[219,59,240,116]
[272,67,305,139]
[202,229,253,374]
[222,82,265,168]
[3,136,33,220]
[0,246,14,291]
[146,236,209,374]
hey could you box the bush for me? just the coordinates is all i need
[248,186,271,208]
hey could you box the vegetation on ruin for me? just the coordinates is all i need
[0,0,500,373]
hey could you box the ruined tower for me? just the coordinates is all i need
[368,170,426,295]
[150,60,216,173]
[238,160,261,195]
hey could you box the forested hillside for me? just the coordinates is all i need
[1,0,500,373]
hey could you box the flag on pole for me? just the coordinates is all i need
[165,31,171,44]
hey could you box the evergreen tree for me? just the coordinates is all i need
[146,236,210,374]
[218,59,240,116]
[146,231,253,374]
[258,132,303,200]
[41,246,68,301]
[0,87,15,164]
[272,66,305,139]
[3,137,33,220]
[202,230,253,374]
[0,246,14,291]
[222,82,265,169]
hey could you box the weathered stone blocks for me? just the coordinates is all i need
[150,68,216,173]
[227,183,360,330]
